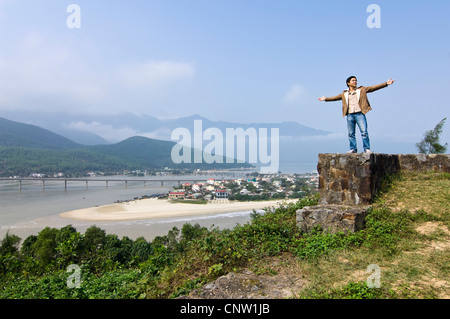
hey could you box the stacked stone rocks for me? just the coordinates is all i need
[296,153,449,234]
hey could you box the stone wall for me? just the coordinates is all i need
[317,153,449,206]
[297,153,449,234]
[397,154,450,172]
[296,204,368,234]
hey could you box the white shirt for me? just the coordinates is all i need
[348,90,362,114]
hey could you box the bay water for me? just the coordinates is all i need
[0,163,316,242]
[0,173,258,241]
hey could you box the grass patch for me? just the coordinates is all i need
[295,281,396,299]
[374,171,450,220]
[294,171,450,299]
[169,199,208,205]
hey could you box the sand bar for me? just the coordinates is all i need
[60,198,297,222]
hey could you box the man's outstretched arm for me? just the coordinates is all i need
[365,78,395,93]
[318,94,342,102]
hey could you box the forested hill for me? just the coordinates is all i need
[0,117,80,149]
[0,117,252,177]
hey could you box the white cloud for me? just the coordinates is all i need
[283,84,306,105]
[139,127,173,141]
[109,60,195,113]
[0,32,107,110]
[0,32,195,115]
[119,61,194,88]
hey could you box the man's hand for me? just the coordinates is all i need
[318,96,326,101]
[387,78,395,85]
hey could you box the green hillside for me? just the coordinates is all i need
[0,142,252,177]
[0,117,80,150]
[0,146,130,176]
[0,118,252,176]
[91,136,177,169]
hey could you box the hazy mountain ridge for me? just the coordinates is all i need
[0,113,418,175]
[0,117,252,176]
[0,111,331,145]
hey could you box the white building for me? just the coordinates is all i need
[215,189,229,199]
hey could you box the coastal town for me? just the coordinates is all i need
[166,172,319,202]
[5,167,319,202]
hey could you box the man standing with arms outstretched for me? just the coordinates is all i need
[319,76,395,153]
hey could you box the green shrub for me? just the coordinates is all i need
[300,281,396,299]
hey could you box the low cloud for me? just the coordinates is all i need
[67,121,139,143]
[139,127,173,141]
[67,121,173,143]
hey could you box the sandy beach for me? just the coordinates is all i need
[60,198,296,222]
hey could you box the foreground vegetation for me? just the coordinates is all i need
[1,171,449,299]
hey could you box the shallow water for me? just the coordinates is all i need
[0,174,258,241]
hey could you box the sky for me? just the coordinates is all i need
[0,0,449,148]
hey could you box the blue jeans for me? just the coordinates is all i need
[347,112,370,152]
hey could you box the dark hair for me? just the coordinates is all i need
[346,76,357,87]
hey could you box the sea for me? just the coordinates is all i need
[0,163,317,242]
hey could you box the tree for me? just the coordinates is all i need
[32,227,60,267]
[82,226,106,252]
[0,231,21,256]
[416,118,448,154]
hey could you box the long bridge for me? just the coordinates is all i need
[0,177,236,191]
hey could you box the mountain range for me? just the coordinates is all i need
[0,111,331,145]
[0,112,344,174]
[0,110,423,175]
[0,117,253,177]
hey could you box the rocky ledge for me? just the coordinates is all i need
[296,204,368,234]
[179,256,307,299]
